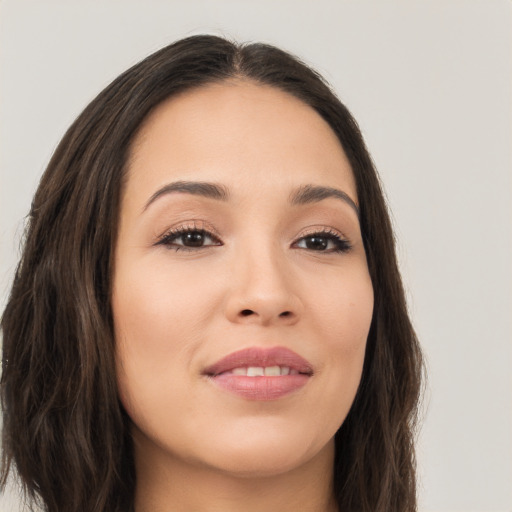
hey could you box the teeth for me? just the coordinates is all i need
[247,366,264,377]
[228,366,294,376]
[264,366,281,376]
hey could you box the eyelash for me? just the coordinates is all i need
[155,225,352,254]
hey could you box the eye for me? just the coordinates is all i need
[156,227,222,252]
[155,225,351,254]
[294,230,352,253]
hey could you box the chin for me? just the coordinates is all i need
[191,427,335,479]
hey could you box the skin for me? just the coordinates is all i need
[113,80,374,512]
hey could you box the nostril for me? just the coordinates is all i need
[237,309,293,319]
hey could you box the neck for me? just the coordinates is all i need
[133,434,338,512]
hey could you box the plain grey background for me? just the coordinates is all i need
[1,1,511,511]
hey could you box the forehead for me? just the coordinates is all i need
[126,80,357,206]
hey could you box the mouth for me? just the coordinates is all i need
[215,365,303,377]
[203,346,313,400]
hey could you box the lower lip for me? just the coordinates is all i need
[209,374,310,400]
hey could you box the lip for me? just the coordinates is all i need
[203,346,313,401]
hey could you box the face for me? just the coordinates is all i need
[113,81,374,478]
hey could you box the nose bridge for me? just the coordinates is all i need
[224,231,302,325]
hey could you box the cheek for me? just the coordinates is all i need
[309,264,374,348]
[113,258,216,351]
[112,262,218,414]
[306,265,373,407]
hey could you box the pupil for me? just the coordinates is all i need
[306,236,327,250]
[184,232,204,246]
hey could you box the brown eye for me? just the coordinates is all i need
[302,235,329,251]
[180,231,208,247]
[295,232,352,253]
[157,229,222,252]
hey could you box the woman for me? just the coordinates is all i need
[1,35,423,512]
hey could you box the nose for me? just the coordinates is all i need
[224,243,303,327]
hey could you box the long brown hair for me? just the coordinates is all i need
[1,35,424,512]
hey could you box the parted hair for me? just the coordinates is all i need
[1,35,423,512]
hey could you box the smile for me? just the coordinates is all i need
[203,346,313,400]
[223,366,300,376]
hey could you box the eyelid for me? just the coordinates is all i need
[154,221,351,254]
[292,225,352,253]
[295,225,346,240]
[156,220,220,241]
[155,225,346,242]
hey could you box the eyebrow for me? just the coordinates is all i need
[143,180,359,217]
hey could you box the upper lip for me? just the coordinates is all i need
[203,346,314,376]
